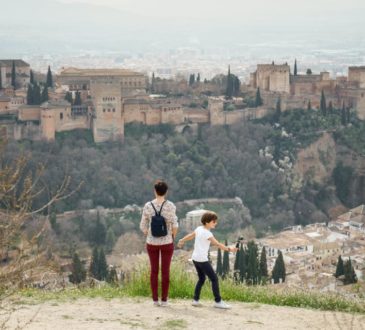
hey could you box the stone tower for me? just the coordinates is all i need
[90,77,124,143]
[40,108,56,141]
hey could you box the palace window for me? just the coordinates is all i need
[60,113,63,120]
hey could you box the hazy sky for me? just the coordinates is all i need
[1,0,364,55]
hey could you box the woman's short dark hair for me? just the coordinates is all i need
[201,211,218,225]
[154,180,168,196]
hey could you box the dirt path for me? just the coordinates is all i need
[1,297,364,330]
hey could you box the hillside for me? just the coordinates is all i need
[1,297,364,330]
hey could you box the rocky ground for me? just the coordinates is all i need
[1,297,364,330]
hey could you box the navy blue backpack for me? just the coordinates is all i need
[150,201,168,237]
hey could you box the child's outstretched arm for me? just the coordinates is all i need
[209,237,238,252]
[177,232,196,248]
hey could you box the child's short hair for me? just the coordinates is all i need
[201,211,218,225]
[154,180,168,196]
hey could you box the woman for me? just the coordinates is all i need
[140,180,178,306]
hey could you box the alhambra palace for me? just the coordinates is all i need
[0,59,365,143]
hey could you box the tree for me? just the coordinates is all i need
[106,227,116,253]
[0,65,2,89]
[11,61,16,88]
[255,88,263,107]
[26,84,34,105]
[89,247,99,279]
[222,240,230,278]
[307,100,311,111]
[98,248,109,281]
[259,246,268,280]
[239,244,246,283]
[306,68,312,75]
[233,245,241,282]
[46,65,53,88]
[246,241,259,285]
[69,252,86,284]
[294,59,298,76]
[320,90,327,116]
[346,106,351,124]
[274,97,281,122]
[328,101,333,114]
[344,258,357,284]
[272,250,286,283]
[335,255,344,278]
[216,248,223,277]
[30,70,35,85]
[341,101,347,125]
[196,73,201,83]
[33,83,41,105]
[65,91,73,104]
[150,72,155,93]
[49,211,60,234]
[225,66,233,99]
[189,74,195,86]
[74,90,82,105]
[107,267,118,284]
[90,212,106,245]
[41,85,49,103]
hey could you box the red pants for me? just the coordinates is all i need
[146,243,174,302]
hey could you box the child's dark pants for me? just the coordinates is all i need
[193,260,222,302]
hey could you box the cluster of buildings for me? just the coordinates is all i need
[1,59,365,143]
[258,205,365,291]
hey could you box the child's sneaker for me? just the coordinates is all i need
[214,300,231,309]
[192,300,202,307]
[160,301,169,307]
[153,301,160,307]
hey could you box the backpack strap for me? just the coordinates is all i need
[150,201,166,216]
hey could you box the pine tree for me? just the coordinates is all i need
[69,252,86,284]
[272,250,286,284]
[335,255,344,278]
[259,246,268,279]
[222,240,230,278]
[11,61,16,88]
[30,70,34,84]
[294,59,298,76]
[98,248,109,281]
[216,248,223,277]
[26,84,34,105]
[46,65,53,88]
[320,90,327,116]
[341,101,347,125]
[89,247,99,279]
[41,85,49,103]
[106,227,116,253]
[255,88,263,107]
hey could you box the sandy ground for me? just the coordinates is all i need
[1,297,364,330]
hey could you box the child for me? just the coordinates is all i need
[178,211,238,309]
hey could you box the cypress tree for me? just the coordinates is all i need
[307,100,311,111]
[11,60,16,88]
[233,245,241,282]
[189,74,195,86]
[346,106,351,124]
[69,252,86,284]
[106,227,116,253]
[30,69,34,84]
[294,59,298,76]
[26,84,34,105]
[33,83,41,105]
[74,90,82,106]
[233,76,240,97]
[320,90,327,116]
[46,65,53,88]
[335,255,344,278]
[272,250,286,284]
[328,101,333,114]
[222,240,230,278]
[344,258,357,284]
[341,101,347,125]
[274,97,281,122]
[259,246,268,279]
[41,85,49,103]
[107,267,118,284]
[216,248,223,277]
[0,65,2,89]
[89,247,99,279]
[65,91,73,104]
[255,88,263,107]
[91,212,106,245]
[98,248,109,281]
[225,65,233,99]
[196,73,200,83]
[151,72,155,93]
[246,241,259,285]
[239,244,246,283]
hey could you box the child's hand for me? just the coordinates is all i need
[177,239,184,248]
